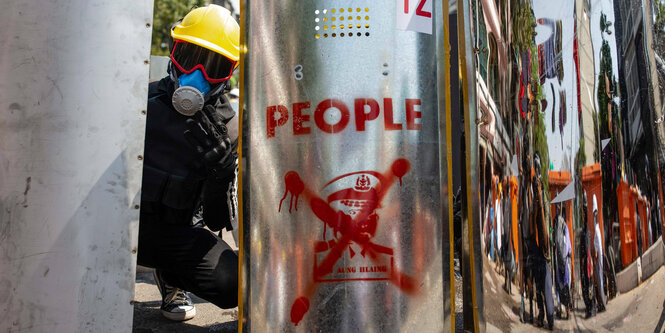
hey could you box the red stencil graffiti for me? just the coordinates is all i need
[279,158,418,326]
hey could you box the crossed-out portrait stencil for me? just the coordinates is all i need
[278,158,418,325]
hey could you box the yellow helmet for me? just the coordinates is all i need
[171,5,239,64]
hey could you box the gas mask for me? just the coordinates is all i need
[168,37,236,116]
[172,69,212,116]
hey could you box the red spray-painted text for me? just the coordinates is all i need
[266,98,423,138]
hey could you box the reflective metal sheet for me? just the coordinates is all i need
[0,1,152,331]
[469,0,665,331]
[243,1,449,331]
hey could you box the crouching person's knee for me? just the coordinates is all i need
[212,249,239,309]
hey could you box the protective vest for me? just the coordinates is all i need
[141,77,236,229]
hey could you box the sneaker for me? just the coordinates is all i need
[153,270,196,321]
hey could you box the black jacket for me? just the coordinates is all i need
[140,77,237,231]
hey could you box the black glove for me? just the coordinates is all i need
[184,104,238,180]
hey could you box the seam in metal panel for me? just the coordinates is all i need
[457,0,480,331]
[238,0,246,331]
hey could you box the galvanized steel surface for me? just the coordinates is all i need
[471,0,665,331]
[243,1,447,331]
[0,1,153,331]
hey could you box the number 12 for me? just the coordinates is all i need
[404,0,432,18]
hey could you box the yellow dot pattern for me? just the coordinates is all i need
[315,8,370,39]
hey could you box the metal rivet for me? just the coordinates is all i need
[140,110,146,115]
[145,23,151,28]
[137,155,143,160]
[134,204,140,209]
[143,60,149,65]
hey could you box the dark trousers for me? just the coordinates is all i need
[504,248,514,294]
[137,216,238,309]
[559,284,570,308]
[581,261,596,316]
[504,267,513,294]
[534,259,554,328]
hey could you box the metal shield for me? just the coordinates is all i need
[243,1,449,331]
[0,1,153,331]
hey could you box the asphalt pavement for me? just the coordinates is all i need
[132,228,665,332]
[482,251,665,332]
[132,229,238,333]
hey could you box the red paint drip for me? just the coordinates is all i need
[391,158,410,186]
[279,171,304,212]
[290,296,310,326]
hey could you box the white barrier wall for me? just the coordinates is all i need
[0,1,153,331]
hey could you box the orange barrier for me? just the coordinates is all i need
[616,180,635,267]
[582,164,604,250]
[635,191,648,253]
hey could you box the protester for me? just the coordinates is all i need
[519,155,534,324]
[138,5,240,321]
[593,195,606,312]
[504,178,515,295]
[580,192,596,318]
[554,205,571,319]
[495,183,502,264]
[531,154,554,330]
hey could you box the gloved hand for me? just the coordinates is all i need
[184,104,238,180]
